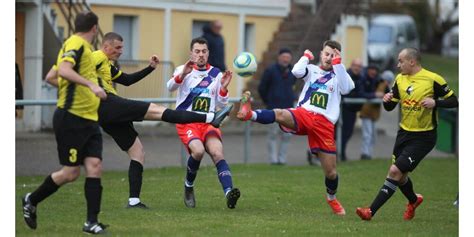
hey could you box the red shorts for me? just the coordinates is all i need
[280,107,336,154]
[176,123,222,148]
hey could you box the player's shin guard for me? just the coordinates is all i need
[29,174,59,206]
[325,175,339,200]
[85,178,102,223]
[185,156,201,187]
[254,109,276,124]
[399,177,418,204]
[128,160,143,198]
[216,160,233,195]
[369,178,399,216]
[161,109,208,124]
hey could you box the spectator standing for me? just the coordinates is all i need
[340,58,365,161]
[359,67,390,160]
[258,48,296,165]
[202,20,226,71]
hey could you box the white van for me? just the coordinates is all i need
[368,14,420,71]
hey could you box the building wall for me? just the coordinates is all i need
[49,3,284,98]
[331,14,368,67]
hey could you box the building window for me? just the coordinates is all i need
[113,15,138,60]
[192,20,211,39]
[244,23,255,53]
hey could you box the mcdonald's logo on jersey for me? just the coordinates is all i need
[192,96,211,112]
[310,91,328,109]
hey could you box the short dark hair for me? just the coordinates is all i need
[103,32,123,43]
[403,47,421,63]
[323,40,341,52]
[74,11,98,33]
[190,37,208,50]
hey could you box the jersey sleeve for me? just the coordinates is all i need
[433,74,454,99]
[216,72,228,109]
[333,63,355,95]
[390,76,401,103]
[110,64,123,81]
[167,65,184,91]
[291,56,310,81]
[58,39,84,66]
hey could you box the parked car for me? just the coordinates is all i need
[368,14,420,71]
[442,25,458,57]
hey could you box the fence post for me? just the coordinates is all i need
[244,120,251,164]
[336,103,343,162]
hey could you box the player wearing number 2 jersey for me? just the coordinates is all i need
[167,37,240,209]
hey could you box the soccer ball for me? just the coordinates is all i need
[233,52,257,77]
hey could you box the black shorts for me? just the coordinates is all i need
[53,108,103,166]
[99,94,150,151]
[392,129,437,173]
[99,93,150,123]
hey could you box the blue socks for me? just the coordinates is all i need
[216,160,233,195]
[185,156,201,187]
[254,109,276,124]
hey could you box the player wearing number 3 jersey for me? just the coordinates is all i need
[237,40,354,215]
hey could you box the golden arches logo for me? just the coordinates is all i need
[310,92,328,109]
[193,97,210,112]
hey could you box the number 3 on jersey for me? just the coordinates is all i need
[69,148,78,163]
[310,91,328,109]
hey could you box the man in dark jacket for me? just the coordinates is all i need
[258,48,296,164]
[340,58,368,161]
[202,20,226,71]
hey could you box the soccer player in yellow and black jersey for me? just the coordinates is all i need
[356,48,458,221]
[93,32,232,208]
[22,12,109,234]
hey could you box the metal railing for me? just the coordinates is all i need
[19,97,456,163]
[16,97,383,164]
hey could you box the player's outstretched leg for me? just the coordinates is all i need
[211,104,233,128]
[237,91,277,124]
[148,104,233,128]
[237,91,253,121]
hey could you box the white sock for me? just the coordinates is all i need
[251,111,257,121]
[206,113,215,123]
[327,194,336,201]
[185,180,194,188]
[129,197,140,205]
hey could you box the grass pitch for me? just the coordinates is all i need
[16,158,458,236]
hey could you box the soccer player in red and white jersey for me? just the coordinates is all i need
[167,37,240,209]
[237,40,354,215]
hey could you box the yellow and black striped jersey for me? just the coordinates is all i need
[56,35,100,121]
[390,68,454,132]
[92,50,122,95]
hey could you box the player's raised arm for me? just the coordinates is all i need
[216,70,231,109]
[167,61,194,91]
[331,48,354,95]
[291,49,313,80]
[113,55,159,86]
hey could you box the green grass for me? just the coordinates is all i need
[422,53,459,93]
[16,158,458,236]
